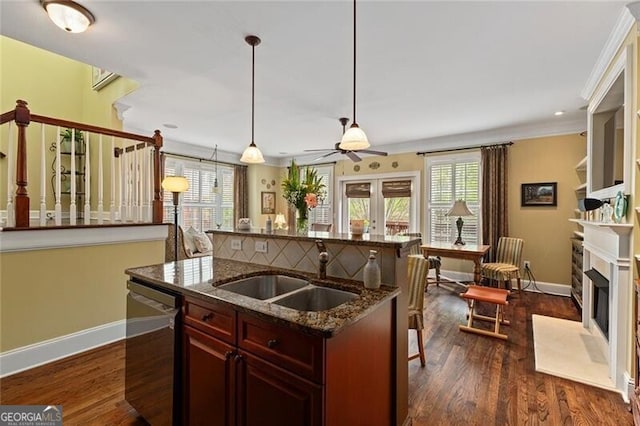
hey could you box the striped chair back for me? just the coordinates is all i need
[407,255,429,314]
[402,232,422,256]
[496,237,524,269]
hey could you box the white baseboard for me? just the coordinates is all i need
[0,320,125,378]
[623,372,633,403]
[437,269,571,297]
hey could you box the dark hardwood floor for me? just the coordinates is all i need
[409,284,633,425]
[0,286,633,425]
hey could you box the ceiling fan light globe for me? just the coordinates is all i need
[339,124,369,150]
[240,143,265,164]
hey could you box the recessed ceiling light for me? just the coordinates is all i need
[41,0,95,33]
[554,111,564,116]
[163,123,178,129]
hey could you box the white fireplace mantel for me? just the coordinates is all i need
[579,218,633,400]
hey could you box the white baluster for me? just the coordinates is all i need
[40,123,46,226]
[144,146,152,222]
[55,126,61,225]
[110,137,116,222]
[98,134,104,224]
[69,128,76,225]
[117,147,123,222]
[5,122,15,227]
[133,144,139,223]
[84,131,91,224]
[123,150,129,222]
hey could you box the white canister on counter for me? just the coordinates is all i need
[363,250,381,289]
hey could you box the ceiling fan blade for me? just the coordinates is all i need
[313,151,339,161]
[346,151,362,162]
[304,148,337,152]
[358,149,388,156]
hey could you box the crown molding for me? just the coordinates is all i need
[581,5,637,101]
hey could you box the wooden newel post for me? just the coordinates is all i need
[14,99,30,228]
[152,129,164,224]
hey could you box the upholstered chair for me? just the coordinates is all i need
[481,237,524,293]
[408,255,430,366]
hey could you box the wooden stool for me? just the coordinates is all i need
[459,285,510,340]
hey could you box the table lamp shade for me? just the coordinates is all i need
[447,200,473,217]
[162,176,189,193]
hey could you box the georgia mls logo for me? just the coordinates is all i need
[0,405,63,425]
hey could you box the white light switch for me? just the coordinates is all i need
[231,239,242,250]
[255,241,268,253]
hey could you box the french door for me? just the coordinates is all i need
[337,172,420,236]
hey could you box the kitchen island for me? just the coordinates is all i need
[126,255,408,425]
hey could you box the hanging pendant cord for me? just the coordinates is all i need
[352,0,357,124]
[251,43,255,144]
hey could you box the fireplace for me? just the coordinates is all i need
[580,220,632,400]
[585,268,609,339]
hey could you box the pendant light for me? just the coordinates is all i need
[41,0,95,33]
[240,35,265,164]
[211,144,219,193]
[339,0,370,151]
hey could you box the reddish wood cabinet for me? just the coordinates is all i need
[183,295,395,426]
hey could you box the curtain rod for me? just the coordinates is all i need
[416,141,513,156]
[162,151,238,167]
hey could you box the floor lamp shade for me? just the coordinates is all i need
[162,176,189,261]
[447,200,473,245]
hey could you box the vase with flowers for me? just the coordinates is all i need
[281,160,325,234]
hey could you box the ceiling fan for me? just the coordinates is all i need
[305,117,388,162]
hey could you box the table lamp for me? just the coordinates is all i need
[274,213,287,230]
[162,176,189,261]
[447,199,473,245]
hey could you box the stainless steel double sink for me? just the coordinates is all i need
[218,275,357,312]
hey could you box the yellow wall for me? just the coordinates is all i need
[0,239,164,351]
[510,134,586,286]
[0,35,139,212]
[247,164,284,228]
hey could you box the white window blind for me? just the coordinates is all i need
[426,153,480,245]
[163,157,235,231]
[308,164,333,226]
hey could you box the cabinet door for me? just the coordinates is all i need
[236,350,322,426]
[184,326,235,426]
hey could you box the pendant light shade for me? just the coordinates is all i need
[240,35,265,164]
[339,0,370,151]
[42,0,95,33]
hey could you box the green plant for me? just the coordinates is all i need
[61,128,84,143]
[281,160,325,211]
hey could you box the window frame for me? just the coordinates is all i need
[424,151,482,245]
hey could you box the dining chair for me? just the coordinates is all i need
[311,223,332,232]
[481,237,524,293]
[402,232,441,289]
[408,255,429,367]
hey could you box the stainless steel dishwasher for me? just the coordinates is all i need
[125,280,181,426]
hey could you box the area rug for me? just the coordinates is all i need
[531,314,615,391]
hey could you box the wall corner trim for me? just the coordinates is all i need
[581,7,636,101]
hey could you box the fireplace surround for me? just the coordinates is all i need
[579,220,632,400]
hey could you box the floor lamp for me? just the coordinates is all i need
[447,199,473,245]
[162,176,189,261]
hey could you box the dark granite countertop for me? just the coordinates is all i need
[207,228,420,249]
[125,257,399,338]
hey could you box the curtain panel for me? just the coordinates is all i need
[234,164,248,225]
[481,144,509,262]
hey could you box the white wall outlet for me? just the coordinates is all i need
[524,260,530,269]
[231,239,242,250]
[255,241,268,253]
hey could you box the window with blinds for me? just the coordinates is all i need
[426,154,480,244]
[308,164,334,226]
[163,157,235,231]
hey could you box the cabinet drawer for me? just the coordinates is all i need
[238,313,324,383]
[184,298,236,344]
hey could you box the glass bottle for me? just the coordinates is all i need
[363,250,381,289]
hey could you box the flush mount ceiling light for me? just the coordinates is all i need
[41,0,95,33]
[240,35,265,164]
[339,0,370,151]
[554,111,565,116]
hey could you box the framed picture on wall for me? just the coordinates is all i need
[261,191,276,214]
[521,182,557,207]
[92,67,119,91]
